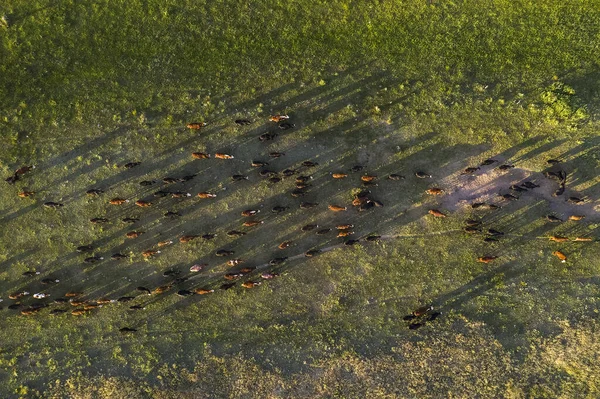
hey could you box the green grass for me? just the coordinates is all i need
[0,0,599,398]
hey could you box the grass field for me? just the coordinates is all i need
[1,0,600,398]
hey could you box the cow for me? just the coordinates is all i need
[573,237,593,242]
[97,298,114,304]
[22,270,41,277]
[332,173,348,179]
[122,217,140,223]
[158,240,173,247]
[90,217,109,224]
[269,115,289,123]
[569,215,585,221]
[345,239,359,246]
[305,249,321,257]
[119,327,137,334]
[180,235,199,243]
[129,305,145,310]
[428,209,446,218]
[500,193,519,201]
[415,171,432,179]
[328,205,347,212]
[426,188,444,195]
[137,287,152,295]
[152,285,171,295]
[84,256,104,263]
[521,181,540,189]
[547,159,561,165]
[259,132,278,142]
[8,291,30,300]
[361,175,377,182]
[498,164,515,170]
[224,273,243,280]
[546,215,563,223]
[243,220,263,227]
[220,282,236,290]
[15,165,35,176]
[77,245,94,253]
[477,256,498,263]
[111,253,127,260]
[44,202,64,208]
[296,175,312,183]
[278,241,292,249]
[71,309,89,316]
[163,177,181,184]
[70,300,88,307]
[301,224,319,232]
[17,191,35,198]
[216,249,235,256]
[227,259,244,266]
[124,162,141,169]
[126,231,144,238]
[190,264,207,272]
[480,159,497,166]
[164,211,180,218]
[270,257,288,265]
[65,292,84,297]
[261,272,279,279]
[282,169,296,177]
[139,180,156,186]
[337,231,353,237]
[232,174,249,181]
[549,235,569,243]
[85,189,103,196]
[296,182,310,189]
[251,160,269,167]
[302,161,319,167]
[109,198,128,205]
[194,288,214,295]
[241,209,260,217]
[154,190,171,198]
[553,184,566,197]
[568,196,585,204]
[388,174,405,181]
[279,122,295,130]
[187,122,207,129]
[487,229,504,236]
[215,153,234,159]
[241,281,261,288]
[336,224,354,230]
[552,251,567,262]
[365,235,381,241]
[352,197,366,207]
[227,230,246,237]
[135,200,152,207]
[177,290,193,297]
[316,228,331,235]
[142,250,161,258]
[461,167,480,175]
[197,192,217,198]
[202,233,217,240]
[300,202,318,209]
[192,152,210,159]
[270,177,282,183]
[272,205,289,213]
[358,201,375,212]
[465,219,481,227]
[464,227,481,234]
[510,185,527,192]
[41,278,59,285]
[235,119,252,125]
[239,267,256,274]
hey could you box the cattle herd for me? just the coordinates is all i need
[2,115,596,332]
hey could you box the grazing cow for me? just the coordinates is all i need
[477,256,498,263]
[461,167,480,175]
[332,173,348,179]
[117,295,136,302]
[9,291,30,300]
[426,188,444,195]
[480,159,497,166]
[388,174,405,181]
[137,287,152,295]
[305,249,321,257]
[22,270,40,277]
[220,282,236,290]
[44,202,64,208]
[296,182,310,189]
[552,251,567,263]
[553,184,566,197]
[139,180,156,186]
[163,269,180,277]
[122,217,140,224]
[573,237,593,242]
[464,227,481,234]
[194,288,214,295]
[270,257,288,265]
[272,206,289,213]
[90,217,109,224]
[41,278,59,285]
[21,307,42,316]
[547,159,561,165]
[282,169,296,177]
[15,165,34,176]
[365,235,381,241]
[329,205,347,212]
[190,264,207,272]
[569,215,585,221]
[187,122,207,129]
[17,191,35,198]
[154,190,171,198]
[120,327,137,334]
[545,170,567,182]
[77,245,94,253]
[498,164,515,170]
[549,235,569,243]
[302,224,319,231]
[500,193,519,201]
[71,309,90,316]
[111,253,127,260]
[259,132,278,142]
[345,239,359,246]
[252,160,269,167]
[546,215,563,223]
[197,192,217,198]
[135,200,152,207]
[412,305,434,317]
[510,185,527,192]
[243,220,263,227]
[361,175,377,182]
[85,188,104,196]
[239,267,256,274]
[65,292,83,298]
[278,241,292,249]
[216,249,235,256]
[126,231,144,238]
[192,152,210,159]
[241,281,261,288]
[158,240,173,247]
[152,285,171,295]
[358,201,375,212]
[142,250,161,258]
[428,209,446,218]
[336,224,354,230]
[465,219,481,227]
[261,272,279,279]
[471,202,486,209]
[487,229,504,236]
[177,290,193,297]
[235,119,252,125]
[352,197,366,207]
[227,259,244,266]
[269,115,289,122]
[241,209,260,217]
[84,256,104,263]
[109,198,128,205]
[415,171,432,179]
[522,181,540,189]
[296,175,312,183]
[224,273,243,280]
[302,161,319,167]
[316,228,331,235]
[232,174,249,181]
[5,174,19,184]
[50,309,67,315]
[568,196,585,204]
[129,305,145,310]
[124,162,141,169]
[215,153,234,159]
[227,230,247,237]
[291,189,307,197]
[97,298,114,305]
[180,235,199,243]
[163,212,180,219]
[270,177,282,183]
[300,202,318,209]
[163,177,181,184]
[202,233,217,240]
[279,122,295,130]
[337,231,353,237]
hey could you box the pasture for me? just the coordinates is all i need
[1,0,600,397]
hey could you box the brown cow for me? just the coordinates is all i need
[328,205,347,212]
[241,210,260,217]
[269,152,285,158]
[278,241,292,249]
[224,273,243,280]
[251,160,269,167]
[135,200,152,207]
[415,171,432,179]
[337,231,353,237]
[65,292,83,297]
[568,215,585,221]
[361,175,377,182]
[336,224,354,230]
[269,115,289,123]
[142,249,161,258]
[552,251,567,262]
[573,237,593,242]
[194,288,215,295]
[198,192,217,198]
[305,249,321,257]
[158,240,173,247]
[549,235,569,243]
[192,152,210,159]
[215,153,234,159]
[461,167,480,175]
[261,272,279,279]
[8,291,29,300]
[180,235,199,243]
[187,122,207,129]
[301,224,319,231]
[428,209,447,218]
[243,220,263,227]
[426,188,444,195]
[126,231,144,238]
[241,281,261,288]
[153,285,172,295]
[332,173,348,179]
[477,256,498,263]
[71,309,90,316]
[18,191,35,198]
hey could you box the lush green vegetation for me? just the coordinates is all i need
[0,0,599,397]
